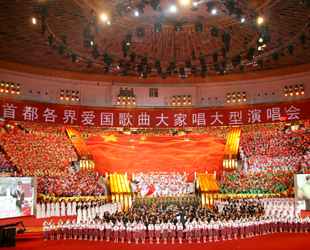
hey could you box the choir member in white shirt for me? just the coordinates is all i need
[127,223,133,244]
[213,222,219,242]
[67,200,72,216]
[46,201,51,218]
[99,222,105,241]
[41,202,46,218]
[55,200,60,217]
[201,220,208,243]
[148,222,154,244]
[51,200,55,217]
[49,219,55,240]
[56,218,63,240]
[61,200,66,217]
[155,222,161,244]
[186,223,193,243]
[36,202,42,219]
[170,222,176,244]
[43,219,49,241]
[176,221,183,244]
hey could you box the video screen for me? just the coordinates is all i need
[296,174,310,211]
[0,177,36,219]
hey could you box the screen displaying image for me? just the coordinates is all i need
[296,174,310,211]
[0,177,36,219]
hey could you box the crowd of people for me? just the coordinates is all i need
[239,123,310,172]
[0,129,77,173]
[37,200,120,220]
[42,197,309,243]
[217,171,295,194]
[134,172,189,196]
[36,171,105,197]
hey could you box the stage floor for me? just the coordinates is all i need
[1,214,310,250]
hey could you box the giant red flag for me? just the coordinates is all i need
[86,134,224,181]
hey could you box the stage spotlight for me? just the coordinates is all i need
[186,60,191,68]
[135,4,145,16]
[151,0,160,11]
[83,40,91,49]
[146,67,152,73]
[211,27,219,37]
[212,53,218,63]
[107,14,116,25]
[235,8,244,22]
[154,22,162,32]
[83,28,91,38]
[263,34,271,44]
[273,53,279,62]
[288,45,294,55]
[61,35,67,45]
[207,2,216,14]
[191,0,199,11]
[101,14,107,20]
[301,35,306,45]
[175,22,182,31]
[247,47,255,60]
[226,1,235,16]
[125,34,132,45]
[87,62,92,68]
[136,27,145,37]
[257,60,263,68]
[141,58,148,65]
[250,12,259,23]
[201,65,207,73]
[179,67,185,75]
[171,4,178,12]
[200,58,206,65]
[222,33,231,43]
[138,65,143,73]
[116,4,126,17]
[71,54,77,63]
[130,53,136,63]
[194,22,203,32]
[170,61,176,69]
[155,61,161,68]
[48,35,53,46]
[262,24,269,34]
[58,46,64,55]
[32,17,37,24]
[258,17,264,24]
[41,24,47,35]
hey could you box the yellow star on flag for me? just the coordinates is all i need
[140,136,147,141]
[130,145,135,149]
[101,134,118,142]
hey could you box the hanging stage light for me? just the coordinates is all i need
[151,0,160,11]
[206,2,216,14]
[194,22,203,32]
[226,1,235,16]
[211,27,219,37]
[174,22,182,31]
[135,4,145,16]
[136,27,145,37]
[154,22,162,32]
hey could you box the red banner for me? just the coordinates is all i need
[0,97,309,127]
[86,134,225,181]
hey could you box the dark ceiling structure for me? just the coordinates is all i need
[0,0,309,80]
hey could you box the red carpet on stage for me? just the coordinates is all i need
[86,134,225,180]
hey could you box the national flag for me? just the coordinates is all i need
[86,134,225,181]
[146,184,156,195]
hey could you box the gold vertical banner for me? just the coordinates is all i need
[124,194,128,211]
[128,194,132,209]
[201,192,205,206]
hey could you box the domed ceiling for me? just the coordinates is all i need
[0,0,309,79]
